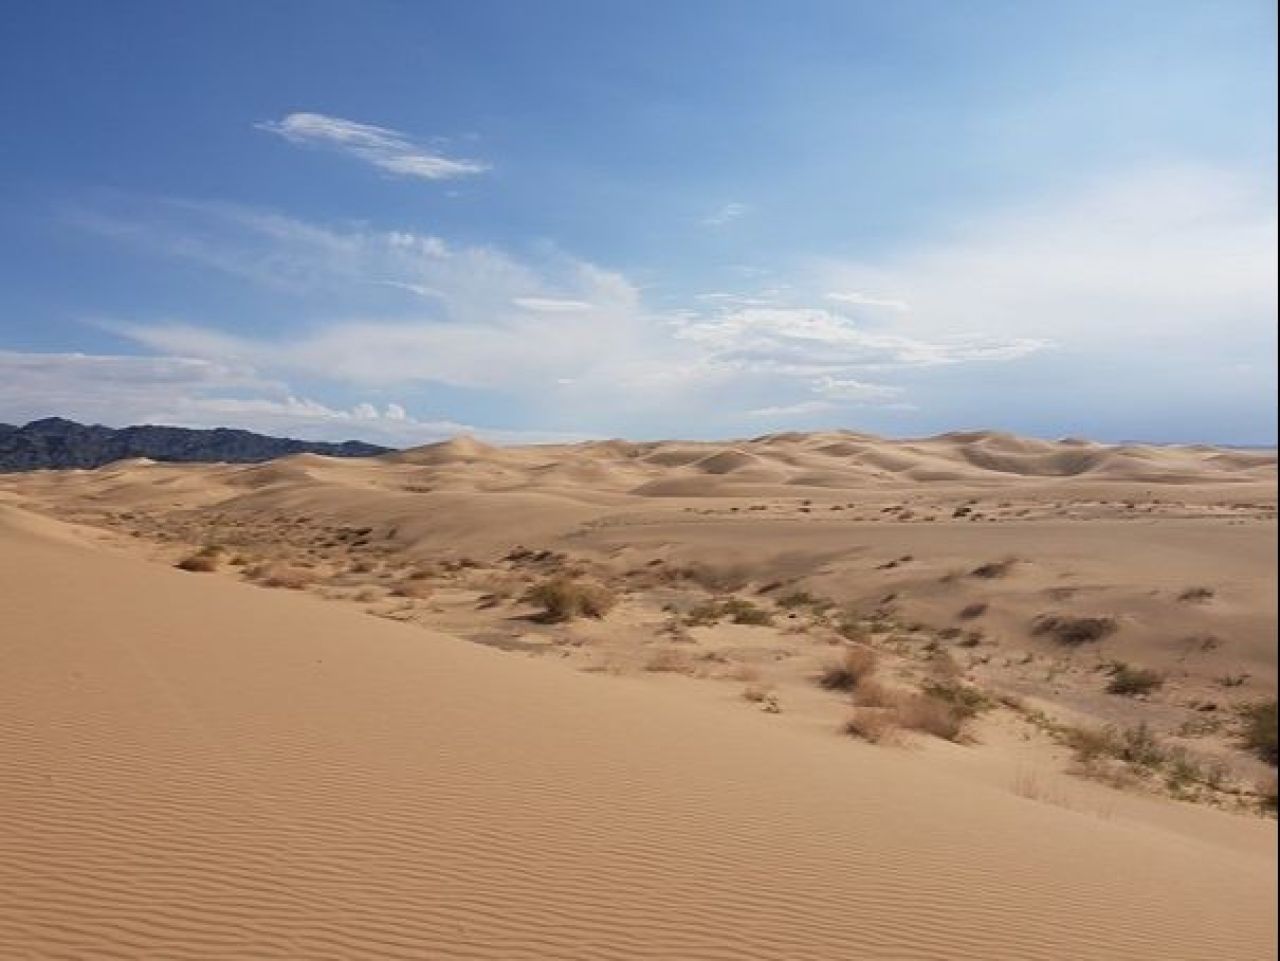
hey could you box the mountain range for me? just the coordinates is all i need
[0,418,391,471]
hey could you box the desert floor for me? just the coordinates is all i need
[1,430,1276,959]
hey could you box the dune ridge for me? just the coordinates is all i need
[1,505,1275,960]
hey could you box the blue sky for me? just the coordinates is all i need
[1,0,1275,445]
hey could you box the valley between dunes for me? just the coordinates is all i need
[1,429,1276,959]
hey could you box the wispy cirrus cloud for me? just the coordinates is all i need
[256,112,489,181]
[825,291,910,312]
[701,202,749,227]
[747,400,835,418]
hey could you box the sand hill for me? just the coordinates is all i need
[0,429,1275,958]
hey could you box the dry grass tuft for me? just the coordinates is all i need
[1177,586,1215,603]
[919,679,993,719]
[1032,613,1117,645]
[1105,663,1164,697]
[523,576,616,622]
[247,564,313,590]
[817,647,879,691]
[843,708,895,743]
[721,597,774,626]
[684,597,774,627]
[893,693,965,741]
[644,647,693,674]
[390,579,434,599]
[970,557,1017,579]
[175,545,222,573]
[1240,699,1278,766]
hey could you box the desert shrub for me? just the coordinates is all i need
[684,597,774,627]
[1067,722,1166,768]
[678,562,752,593]
[390,579,434,599]
[920,679,993,720]
[835,615,869,642]
[523,576,616,622]
[684,602,723,627]
[248,564,312,590]
[1031,613,1117,645]
[1105,664,1164,697]
[722,598,774,626]
[843,708,894,743]
[644,647,692,674]
[1177,586,1215,603]
[1258,774,1278,814]
[777,590,832,612]
[970,558,1016,579]
[1240,699,1278,765]
[817,647,879,691]
[851,678,895,708]
[894,694,964,742]
[957,601,988,620]
[175,546,222,573]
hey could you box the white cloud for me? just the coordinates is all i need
[671,306,1048,373]
[512,297,593,312]
[701,202,749,227]
[747,401,835,418]
[825,291,910,312]
[0,350,585,446]
[257,112,489,181]
[68,165,1268,439]
[812,377,906,402]
[814,166,1277,350]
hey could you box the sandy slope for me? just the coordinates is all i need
[0,503,1276,960]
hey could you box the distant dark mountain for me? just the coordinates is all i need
[0,417,393,472]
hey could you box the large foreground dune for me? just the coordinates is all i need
[1,429,1276,959]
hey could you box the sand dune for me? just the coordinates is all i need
[1,429,1276,959]
[0,505,1275,960]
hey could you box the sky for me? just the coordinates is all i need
[0,0,1276,446]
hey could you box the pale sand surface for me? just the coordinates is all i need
[1,430,1277,959]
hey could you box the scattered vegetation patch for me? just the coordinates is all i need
[1177,586,1215,604]
[1031,613,1117,645]
[1105,663,1164,698]
[1240,699,1278,765]
[776,590,832,613]
[677,562,752,593]
[684,602,723,627]
[957,601,988,620]
[1068,722,1167,768]
[1259,774,1278,814]
[722,598,774,626]
[523,576,616,622]
[919,679,993,720]
[835,614,870,642]
[247,564,312,590]
[684,597,774,627]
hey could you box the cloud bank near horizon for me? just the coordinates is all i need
[10,163,1276,446]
